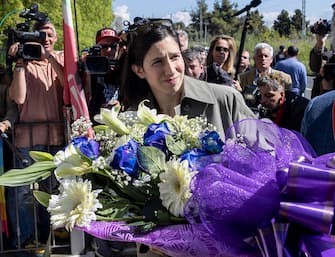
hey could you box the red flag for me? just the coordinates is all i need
[62,0,90,121]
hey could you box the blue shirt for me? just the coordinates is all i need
[301,90,335,155]
[275,57,307,96]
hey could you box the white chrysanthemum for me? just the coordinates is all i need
[47,178,102,231]
[158,159,196,217]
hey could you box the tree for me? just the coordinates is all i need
[246,10,266,36]
[0,0,113,52]
[189,0,210,43]
[291,9,303,32]
[273,10,291,37]
[209,0,239,36]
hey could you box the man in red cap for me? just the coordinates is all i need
[96,28,122,60]
[85,28,125,122]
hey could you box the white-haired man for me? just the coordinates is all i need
[239,42,292,92]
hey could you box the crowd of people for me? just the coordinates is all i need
[0,9,335,257]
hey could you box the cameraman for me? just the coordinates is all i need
[7,19,64,248]
[309,19,333,98]
[85,28,124,122]
[258,75,309,132]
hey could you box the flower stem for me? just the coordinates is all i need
[97,215,143,222]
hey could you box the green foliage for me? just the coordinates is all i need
[273,10,291,37]
[0,161,54,186]
[247,10,266,36]
[0,0,113,52]
[33,190,51,208]
[291,9,303,32]
[187,0,315,75]
[137,146,167,177]
[210,0,239,36]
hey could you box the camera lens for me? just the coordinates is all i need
[85,56,109,74]
[22,44,41,60]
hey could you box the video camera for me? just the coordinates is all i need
[7,4,49,61]
[84,45,119,74]
[243,82,260,110]
[310,19,331,35]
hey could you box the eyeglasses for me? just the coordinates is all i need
[215,46,229,53]
[126,18,173,33]
[100,43,118,49]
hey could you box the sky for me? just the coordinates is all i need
[112,0,334,29]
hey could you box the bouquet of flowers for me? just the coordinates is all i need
[0,100,224,232]
[2,100,335,257]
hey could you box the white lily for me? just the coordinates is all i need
[54,144,91,178]
[94,105,130,135]
[137,100,168,125]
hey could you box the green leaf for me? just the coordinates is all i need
[128,221,157,233]
[33,190,51,208]
[93,125,110,133]
[165,134,187,155]
[29,151,54,162]
[0,161,54,186]
[137,146,166,175]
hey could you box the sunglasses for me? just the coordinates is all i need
[100,43,118,49]
[215,46,229,52]
[127,18,174,33]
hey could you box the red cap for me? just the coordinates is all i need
[96,28,120,44]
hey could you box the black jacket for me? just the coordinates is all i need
[260,91,309,132]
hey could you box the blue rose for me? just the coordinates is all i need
[72,136,100,159]
[200,131,224,153]
[180,148,208,170]
[143,122,170,152]
[111,139,139,177]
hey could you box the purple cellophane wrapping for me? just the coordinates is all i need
[80,221,258,257]
[79,119,335,257]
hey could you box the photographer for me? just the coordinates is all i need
[85,28,124,122]
[309,18,333,98]
[7,17,65,248]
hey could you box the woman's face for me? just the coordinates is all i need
[132,36,185,98]
[212,39,230,65]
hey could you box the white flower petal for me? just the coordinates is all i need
[47,178,102,231]
[158,159,196,217]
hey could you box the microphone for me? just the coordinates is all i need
[232,0,262,17]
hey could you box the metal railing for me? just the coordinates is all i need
[0,120,71,255]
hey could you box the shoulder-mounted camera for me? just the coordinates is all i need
[7,4,49,61]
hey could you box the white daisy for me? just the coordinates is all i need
[47,178,102,231]
[158,159,197,217]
